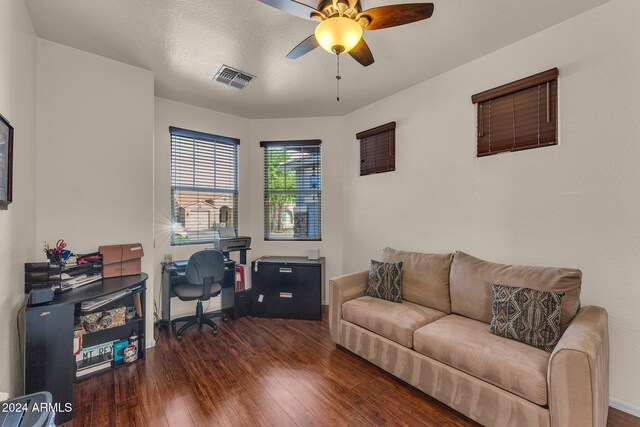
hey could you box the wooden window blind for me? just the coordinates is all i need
[261,140,321,241]
[170,127,239,245]
[472,68,558,157]
[356,122,396,176]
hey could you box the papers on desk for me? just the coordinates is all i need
[81,289,132,312]
[61,272,102,289]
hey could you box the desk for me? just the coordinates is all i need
[160,259,245,336]
[24,274,148,425]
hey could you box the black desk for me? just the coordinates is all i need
[24,274,148,425]
[160,259,241,336]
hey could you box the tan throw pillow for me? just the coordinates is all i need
[490,284,564,352]
[366,260,403,303]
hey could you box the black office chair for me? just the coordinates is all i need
[171,249,228,340]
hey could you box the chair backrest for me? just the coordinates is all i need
[186,249,225,287]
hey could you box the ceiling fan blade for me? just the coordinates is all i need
[286,34,320,59]
[361,3,434,30]
[348,38,374,67]
[257,0,318,21]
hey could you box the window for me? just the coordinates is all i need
[357,122,396,176]
[170,127,239,245]
[472,68,558,157]
[261,140,321,241]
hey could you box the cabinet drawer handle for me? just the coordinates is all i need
[279,267,292,273]
[280,292,293,298]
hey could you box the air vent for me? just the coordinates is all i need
[213,65,256,89]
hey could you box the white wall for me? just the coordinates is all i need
[249,117,344,302]
[154,97,250,317]
[153,101,344,315]
[35,40,155,337]
[14,0,639,412]
[0,0,37,396]
[341,0,640,412]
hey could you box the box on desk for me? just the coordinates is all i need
[99,244,144,278]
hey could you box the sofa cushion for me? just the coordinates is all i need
[381,247,453,313]
[413,314,550,405]
[342,296,446,348]
[490,284,565,352]
[449,251,581,332]
[366,259,403,303]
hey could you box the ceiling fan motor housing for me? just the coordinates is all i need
[317,0,362,16]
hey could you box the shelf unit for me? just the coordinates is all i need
[80,316,145,348]
[24,274,148,424]
[75,288,146,366]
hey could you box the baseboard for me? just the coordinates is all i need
[610,398,640,417]
[146,340,156,349]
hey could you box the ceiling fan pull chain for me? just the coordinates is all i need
[336,53,341,101]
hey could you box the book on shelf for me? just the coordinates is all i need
[76,360,112,378]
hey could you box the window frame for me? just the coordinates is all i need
[356,122,396,176]
[169,126,240,246]
[472,68,559,157]
[261,139,322,242]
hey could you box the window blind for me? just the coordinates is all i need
[261,140,321,241]
[356,122,396,176]
[472,68,558,157]
[170,126,239,245]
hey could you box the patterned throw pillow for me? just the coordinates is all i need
[366,260,403,303]
[490,284,565,352]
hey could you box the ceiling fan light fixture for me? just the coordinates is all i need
[314,16,363,54]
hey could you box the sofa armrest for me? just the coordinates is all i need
[548,306,609,427]
[329,270,368,343]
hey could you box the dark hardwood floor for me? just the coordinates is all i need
[66,309,639,427]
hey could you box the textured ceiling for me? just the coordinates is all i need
[23,0,610,119]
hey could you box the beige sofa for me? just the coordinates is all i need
[329,249,609,427]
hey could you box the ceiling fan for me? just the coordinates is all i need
[257,0,435,67]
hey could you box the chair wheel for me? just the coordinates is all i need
[176,334,182,340]
[223,317,229,322]
[213,329,218,336]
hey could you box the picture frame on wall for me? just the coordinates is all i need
[0,114,14,210]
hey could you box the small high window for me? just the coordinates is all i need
[472,68,558,156]
[356,122,396,176]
